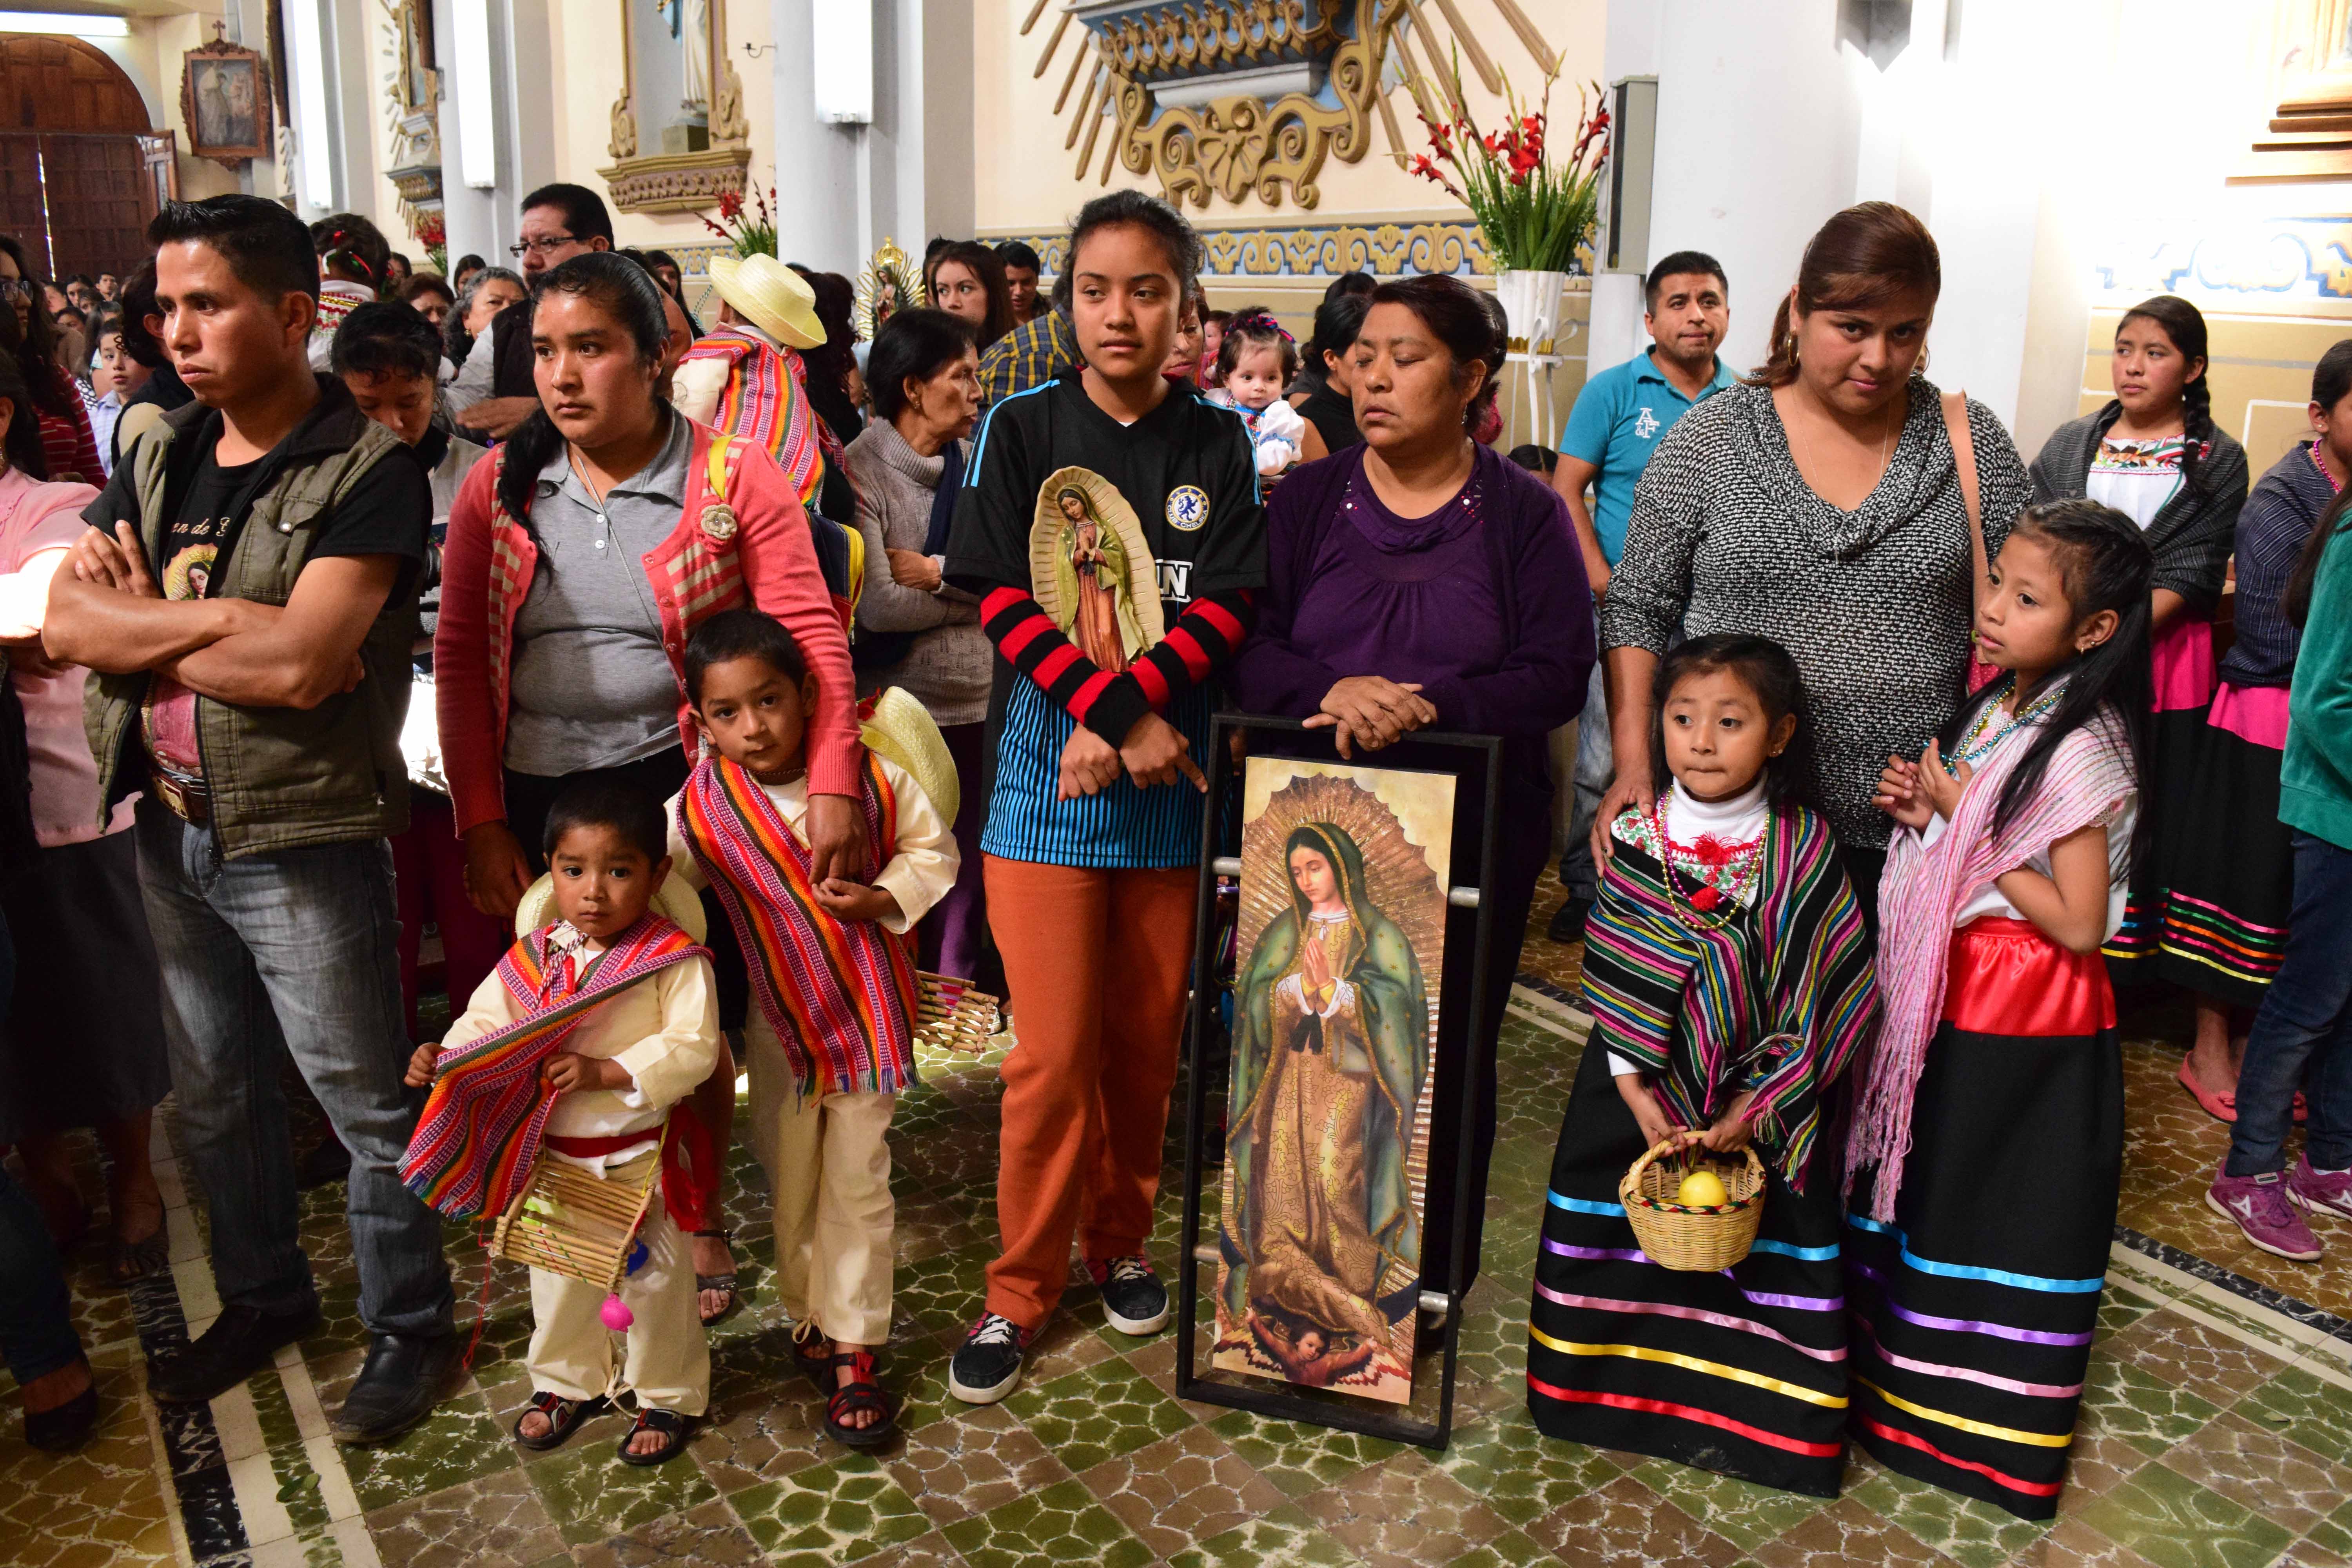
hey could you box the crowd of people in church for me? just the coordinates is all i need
[0,174,2345,1527]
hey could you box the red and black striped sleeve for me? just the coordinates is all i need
[978,585,1257,744]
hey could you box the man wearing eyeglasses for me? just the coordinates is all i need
[445,183,612,441]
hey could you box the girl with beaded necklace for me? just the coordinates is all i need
[1526,635,1877,1498]
[1849,499,2152,1519]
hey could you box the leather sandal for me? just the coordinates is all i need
[692,1228,739,1327]
[822,1350,896,1452]
[616,1405,691,1466]
[791,1320,832,1394]
[107,1228,170,1286]
[512,1391,605,1452]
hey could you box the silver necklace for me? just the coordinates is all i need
[1788,392,1898,504]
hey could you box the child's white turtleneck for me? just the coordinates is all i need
[1660,775,1770,849]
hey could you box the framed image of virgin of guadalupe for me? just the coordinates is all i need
[1214,760,1451,1403]
[1176,715,1505,1451]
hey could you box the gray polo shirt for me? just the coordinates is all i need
[505,410,693,776]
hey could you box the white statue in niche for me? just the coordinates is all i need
[660,0,710,120]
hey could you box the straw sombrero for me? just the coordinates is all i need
[515,869,707,944]
[709,252,824,350]
[862,686,960,824]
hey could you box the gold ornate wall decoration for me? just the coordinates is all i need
[609,90,640,162]
[1092,0,1396,210]
[1031,0,1550,213]
[600,0,751,213]
[708,53,750,146]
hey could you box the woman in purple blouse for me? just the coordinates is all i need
[1230,272,1595,1310]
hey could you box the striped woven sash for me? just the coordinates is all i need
[399,915,708,1220]
[682,751,920,1097]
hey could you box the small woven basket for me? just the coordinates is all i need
[916,972,1001,1054]
[1619,1140,1767,1272]
[490,1153,661,1290]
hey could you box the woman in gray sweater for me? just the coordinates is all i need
[846,308,991,979]
[1598,203,2031,921]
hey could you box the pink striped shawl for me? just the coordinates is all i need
[1844,703,2136,1220]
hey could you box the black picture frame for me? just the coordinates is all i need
[1174,713,1504,1451]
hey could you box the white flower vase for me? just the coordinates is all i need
[1495,268,1569,356]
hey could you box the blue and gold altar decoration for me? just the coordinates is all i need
[982,216,1490,281]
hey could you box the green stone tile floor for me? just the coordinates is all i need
[9,895,2352,1566]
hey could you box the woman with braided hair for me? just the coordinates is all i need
[2027,295,2250,1115]
[306,212,393,370]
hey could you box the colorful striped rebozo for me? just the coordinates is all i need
[681,750,920,1098]
[1581,801,1878,1191]
[677,330,834,508]
[399,915,709,1220]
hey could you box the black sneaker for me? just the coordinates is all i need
[329,1331,463,1444]
[1546,897,1592,944]
[948,1313,1031,1405]
[149,1301,321,1405]
[1090,1254,1169,1336]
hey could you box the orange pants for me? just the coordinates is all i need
[982,857,1197,1328]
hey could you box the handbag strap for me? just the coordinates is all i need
[1941,389,1987,613]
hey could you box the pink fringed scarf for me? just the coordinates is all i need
[1845,702,2136,1220]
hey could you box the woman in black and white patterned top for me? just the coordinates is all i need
[1597,203,2030,918]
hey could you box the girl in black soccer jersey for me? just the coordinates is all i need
[939,192,1266,1404]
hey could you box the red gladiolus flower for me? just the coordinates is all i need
[1689,886,1722,912]
[717,189,744,220]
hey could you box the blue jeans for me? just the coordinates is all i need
[2226,832,2352,1176]
[135,803,452,1336]
[1557,655,1612,902]
[0,904,83,1385]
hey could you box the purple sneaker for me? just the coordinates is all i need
[2207,1169,2323,1261]
[2289,1156,2352,1221]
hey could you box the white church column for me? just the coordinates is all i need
[769,0,973,275]
[434,0,556,271]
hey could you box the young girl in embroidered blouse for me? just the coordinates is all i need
[1527,635,1876,1499]
[1849,499,2152,1520]
[662,609,958,1452]
[2027,296,2248,1112]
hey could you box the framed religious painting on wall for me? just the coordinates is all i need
[1176,715,1505,1450]
[181,33,272,166]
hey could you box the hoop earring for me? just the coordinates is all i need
[1920,345,1931,374]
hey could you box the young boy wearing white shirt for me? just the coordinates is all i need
[663,609,957,1451]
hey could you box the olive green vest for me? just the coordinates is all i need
[84,385,422,858]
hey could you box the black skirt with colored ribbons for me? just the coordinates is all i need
[1526,1038,1851,1498]
[2103,704,2206,982]
[2146,718,2292,1008]
[1846,917,2123,1522]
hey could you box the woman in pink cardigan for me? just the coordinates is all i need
[0,350,172,1287]
[434,253,860,1322]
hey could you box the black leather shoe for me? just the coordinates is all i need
[149,1302,321,1405]
[295,1134,351,1190]
[329,1331,462,1444]
[24,1374,98,1451]
[1546,897,1592,944]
